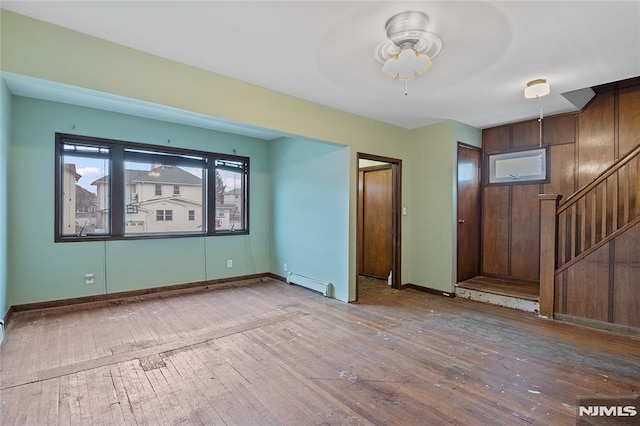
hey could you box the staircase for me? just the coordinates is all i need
[539,144,640,331]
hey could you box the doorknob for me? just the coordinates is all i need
[458,219,466,224]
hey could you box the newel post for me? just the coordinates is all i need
[539,194,561,318]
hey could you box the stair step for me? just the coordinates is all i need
[455,286,540,314]
[455,276,540,313]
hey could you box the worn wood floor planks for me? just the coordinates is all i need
[1,277,639,425]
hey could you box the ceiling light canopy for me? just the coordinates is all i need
[375,11,443,82]
[524,79,550,98]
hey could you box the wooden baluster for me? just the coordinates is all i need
[588,190,597,249]
[587,191,592,246]
[578,197,586,256]
[611,172,618,233]
[619,164,629,227]
[570,204,577,262]
[600,183,606,240]
[565,208,572,264]
[557,210,566,266]
[592,185,598,243]
[630,156,638,219]
[605,175,612,237]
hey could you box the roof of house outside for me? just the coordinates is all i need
[64,163,81,181]
[137,197,203,207]
[92,165,202,186]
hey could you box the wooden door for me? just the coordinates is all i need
[457,144,481,281]
[361,167,393,279]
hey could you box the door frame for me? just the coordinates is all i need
[356,152,402,301]
[456,142,482,282]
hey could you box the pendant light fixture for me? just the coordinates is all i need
[524,78,551,147]
[524,79,550,99]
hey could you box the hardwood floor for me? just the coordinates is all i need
[1,277,639,425]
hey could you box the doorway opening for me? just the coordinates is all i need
[356,153,402,302]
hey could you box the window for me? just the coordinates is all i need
[55,133,249,241]
[58,142,110,236]
[156,210,173,221]
[124,148,203,235]
[487,146,549,185]
[214,158,247,231]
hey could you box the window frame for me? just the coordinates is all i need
[485,145,550,186]
[55,133,250,242]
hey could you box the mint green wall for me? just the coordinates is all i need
[406,121,481,292]
[269,137,350,301]
[8,97,270,305]
[0,79,11,318]
[454,121,483,150]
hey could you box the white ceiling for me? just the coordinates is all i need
[2,1,639,130]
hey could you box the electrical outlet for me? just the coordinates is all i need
[227,259,233,268]
[283,263,288,272]
[85,273,95,285]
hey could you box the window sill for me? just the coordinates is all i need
[55,231,249,243]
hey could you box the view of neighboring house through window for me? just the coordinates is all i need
[215,158,246,231]
[123,150,203,235]
[60,143,110,236]
[55,133,249,241]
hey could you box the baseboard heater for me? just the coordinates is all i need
[286,272,333,298]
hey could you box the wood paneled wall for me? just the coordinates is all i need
[554,221,640,328]
[482,82,640,283]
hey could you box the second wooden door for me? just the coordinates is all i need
[361,167,393,280]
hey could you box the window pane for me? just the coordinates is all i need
[61,154,110,235]
[124,160,204,235]
[215,166,245,231]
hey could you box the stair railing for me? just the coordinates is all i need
[556,144,640,270]
[538,143,640,317]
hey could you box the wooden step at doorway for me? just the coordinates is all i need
[455,276,540,314]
